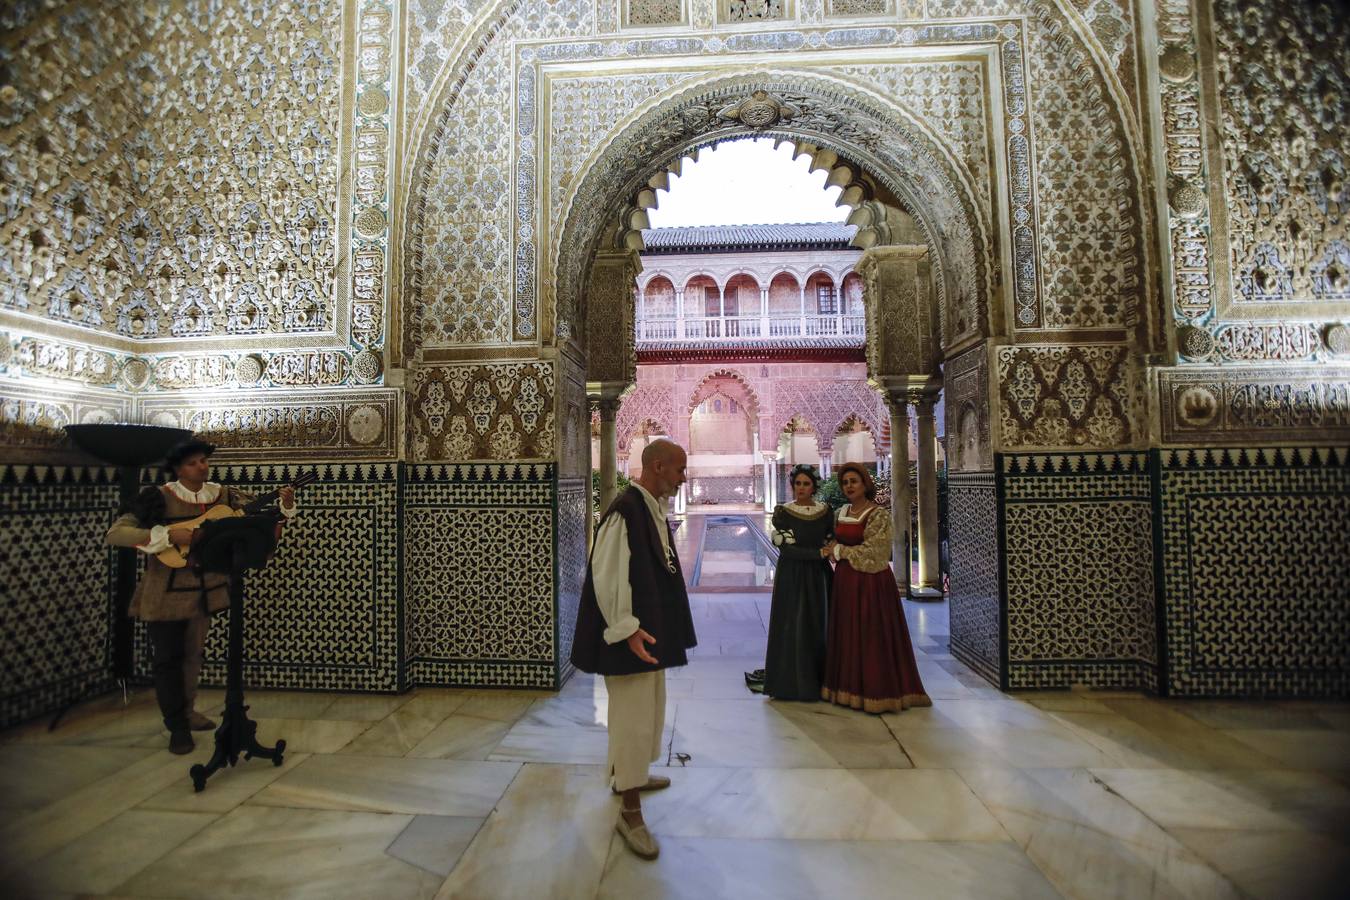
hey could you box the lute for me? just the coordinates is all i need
[155,471,318,569]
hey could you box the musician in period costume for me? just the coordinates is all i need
[105,439,296,754]
[745,463,833,701]
[819,462,930,714]
[570,438,696,861]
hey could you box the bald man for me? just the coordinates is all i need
[571,439,697,860]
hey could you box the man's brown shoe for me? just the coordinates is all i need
[168,730,194,755]
[612,775,671,795]
[615,811,659,860]
[187,710,216,731]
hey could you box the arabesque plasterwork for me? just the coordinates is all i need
[547,68,993,356]
[998,344,1142,450]
[1154,0,1350,367]
[409,359,557,461]
[0,0,359,355]
[401,1,1153,362]
[4,0,1346,460]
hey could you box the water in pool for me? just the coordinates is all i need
[692,516,776,588]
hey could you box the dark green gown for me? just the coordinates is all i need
[763,502,834,700]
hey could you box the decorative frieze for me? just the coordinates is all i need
[1157,367,1350,445]
[410,360,556,461]
[1,330,386,394]
[137,389,399,460]
[0,379,129,457]
[350,1,394,355]
[997,345,1140,449]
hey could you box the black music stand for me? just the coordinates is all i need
[187,514,286,792]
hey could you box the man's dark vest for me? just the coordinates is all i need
[570,486,697,676]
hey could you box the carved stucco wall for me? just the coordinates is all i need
[1,0,397,460]
[5,0,1344,463]
[613,361,890,455]
[1151,0,1350,446]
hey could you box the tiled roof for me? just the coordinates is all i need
[640,222,857,253]
[636,336,866,364]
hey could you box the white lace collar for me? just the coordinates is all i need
[165,481,222,504]
[783,500,827,514]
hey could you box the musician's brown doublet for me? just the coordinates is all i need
[105,484,254,621]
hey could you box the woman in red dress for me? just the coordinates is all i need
[819,462,931,713]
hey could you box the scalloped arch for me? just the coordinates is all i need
[686,368,762,419]
[555,69,995,355]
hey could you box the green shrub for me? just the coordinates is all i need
[817,474,846,508]
[592,470,632,520]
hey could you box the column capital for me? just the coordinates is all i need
[876,375,942,409]
[856,244,929,274]
[587,380,629,419]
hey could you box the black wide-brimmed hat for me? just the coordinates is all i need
[163,438,216,473]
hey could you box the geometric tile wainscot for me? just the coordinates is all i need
[1001,453,1158,693]
[1157,447,1350,698]
[6,449,1346,729]
[0,465,121,730]
[947,472,1002,687]
[404,463,566,690]
[132,463,403,695]
[3,462,587,728]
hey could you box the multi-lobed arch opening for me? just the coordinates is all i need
[554,72,999,373]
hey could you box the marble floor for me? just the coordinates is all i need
[3,519,1348,898]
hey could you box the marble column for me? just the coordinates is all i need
[761,451,778,511]
[819,454,832,479]
[596,393,622,514]
[913,396,942,600]
[888,396,912,595]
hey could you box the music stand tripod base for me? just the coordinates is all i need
[187,514,286,792]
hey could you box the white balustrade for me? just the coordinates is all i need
[637,314,865,342]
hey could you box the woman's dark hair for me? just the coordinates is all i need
[121,485,167,525]
[788,464,820,490]
[834,462,877,501]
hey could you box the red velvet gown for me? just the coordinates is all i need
[821,509,931,713]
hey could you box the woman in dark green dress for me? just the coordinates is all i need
[746,464,833,700]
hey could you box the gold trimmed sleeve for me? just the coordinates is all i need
[836,508,893,574]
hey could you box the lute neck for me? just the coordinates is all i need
[242,471,316,513]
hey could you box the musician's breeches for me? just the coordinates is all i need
[147,619,190,734]
[183,614,210,710]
